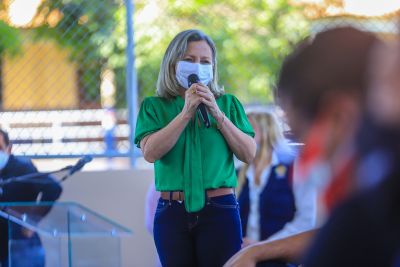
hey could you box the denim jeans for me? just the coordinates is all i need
[153,194,242,267]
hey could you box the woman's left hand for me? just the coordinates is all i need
[194,83,223,121]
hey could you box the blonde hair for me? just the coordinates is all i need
[156,29,224,98]
[237,110,287,191]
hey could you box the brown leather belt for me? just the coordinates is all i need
[160,188,234,201]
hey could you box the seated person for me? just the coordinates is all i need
[0,129,63,267]
[237,108,297,246]
[237,109,311,267]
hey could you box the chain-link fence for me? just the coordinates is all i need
[0,0,131,158]
[0,0,398,160]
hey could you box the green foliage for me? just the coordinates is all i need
[33,0,124,107]
[0,20,22,57]
[135,0,309,104]
[27,0,309,107]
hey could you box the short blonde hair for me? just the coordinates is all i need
[156,29,224,98]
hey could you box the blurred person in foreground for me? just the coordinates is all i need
[134,29,256,267]
[0,129,63,267]
[303,36,400,267]
[224,26,380,267]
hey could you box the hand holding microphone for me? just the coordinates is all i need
[187,74,225,129]
[188,74,210,128]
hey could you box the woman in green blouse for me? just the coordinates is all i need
[135,29,256,267]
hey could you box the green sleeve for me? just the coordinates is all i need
[228,95,255,137]
[134,98,163,148]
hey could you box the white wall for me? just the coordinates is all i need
[57,169,157,267]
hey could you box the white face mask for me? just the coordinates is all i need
[175,61,213,89]
[0,151,9,170]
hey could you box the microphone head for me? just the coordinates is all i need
[188,74,200,87]
[82,155,93,163]
[69,155,93,175]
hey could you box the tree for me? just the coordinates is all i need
[135,0,309,104]
[0,20,22,108]
[21,0,309,107]
[33,0,124,108]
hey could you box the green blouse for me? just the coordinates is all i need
[134,94,254,212]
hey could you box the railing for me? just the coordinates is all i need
[0,109,130,158]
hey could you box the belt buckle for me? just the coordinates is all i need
[177,192,183,203]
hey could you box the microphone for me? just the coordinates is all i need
[188,74,210,128]
[68,155,93,176]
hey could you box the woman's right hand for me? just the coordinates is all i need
[181,84,203,120]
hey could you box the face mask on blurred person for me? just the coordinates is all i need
[175,61,213,89]
[0,151,9,170]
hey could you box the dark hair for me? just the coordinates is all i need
[276,26,380,122]
[0,129,10,146]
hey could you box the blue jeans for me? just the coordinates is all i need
[153,194,242,267]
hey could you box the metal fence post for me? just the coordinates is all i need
[125,0,138,168]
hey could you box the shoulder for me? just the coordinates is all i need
[5,155,37,174]
[141,96,163,105]
[8,155,35,168]
[217,94,245,111]
[141,96,178,108]
[217,93,239,103]
[274,143,297,164]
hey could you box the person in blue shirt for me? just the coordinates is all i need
[0,129,62,267]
